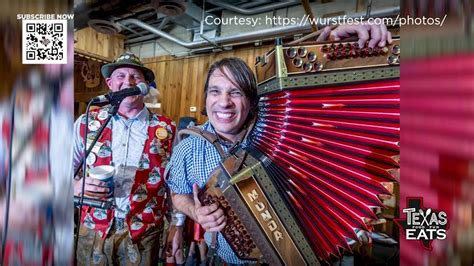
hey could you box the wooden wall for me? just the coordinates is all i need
[74,27,125,61]
[143,44,272,125]
[74,27,125,117]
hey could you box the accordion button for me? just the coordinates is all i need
[392,45,400,55]
[297,47,308,57]
[314,62,323,71]
[388,55,399,65]
[307,51,317,62]
[286,48,297,58]
[293,57,303,68]
[321,44,329,53]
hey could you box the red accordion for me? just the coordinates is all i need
[199,38,400,265]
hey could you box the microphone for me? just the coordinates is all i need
[91,82,149,104]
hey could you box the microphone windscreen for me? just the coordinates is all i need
[137,82,150,96]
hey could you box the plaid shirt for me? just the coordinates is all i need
[166,121,254,264]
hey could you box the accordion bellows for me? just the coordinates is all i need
[253,80,399,260]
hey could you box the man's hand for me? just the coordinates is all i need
[73,176,111,199]
[192,183,226,232]
[317,24,393,48]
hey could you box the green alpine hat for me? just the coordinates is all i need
[101,52,155,82]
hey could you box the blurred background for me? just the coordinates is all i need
[401,0,473,265]
[0,0,73,265]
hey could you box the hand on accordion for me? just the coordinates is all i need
[192,183,227,232]
[317,23,393,49]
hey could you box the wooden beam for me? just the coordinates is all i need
[74,48,112,63]
[356,0,366,12]
[301,0,318,32]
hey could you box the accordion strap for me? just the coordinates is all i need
[178,127,226,159]
[177,116,256,159]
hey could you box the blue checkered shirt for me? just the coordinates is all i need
[166,121,254,264]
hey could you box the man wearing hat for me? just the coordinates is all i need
[73,52,176,265]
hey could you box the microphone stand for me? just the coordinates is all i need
[74,98,121,264]
[73,100,121,177]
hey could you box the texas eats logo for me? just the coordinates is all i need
[395,198,448,250]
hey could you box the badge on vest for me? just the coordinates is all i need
[149,138,161,154]
[155,127,168,140]
[86,153,97,165]
[83,213,96,229]
[138,153,150,170]
[130,219,144,231]
[97,110,108,121]
[86,140,103,154]
[97,141,112,158]
[143,200,156,213]
[132,184,148,203]
[147,169,161,184]
[88,120,101,132]
[93,208,107,220]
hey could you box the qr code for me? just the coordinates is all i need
[22,19,67,64]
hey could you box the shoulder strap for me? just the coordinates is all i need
[177,127,226,159]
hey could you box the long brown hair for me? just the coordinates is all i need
[201,57,258,120]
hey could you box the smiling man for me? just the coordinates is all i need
[205,67,255,143]
[73,52,176,265]
[166,58,258,265]
[166,23,393,265]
